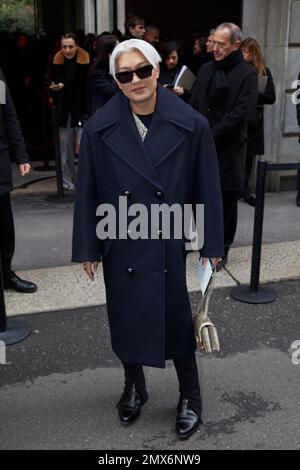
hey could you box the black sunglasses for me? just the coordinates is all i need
[115,64,154,84]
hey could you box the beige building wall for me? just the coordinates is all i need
[243,0,299,190]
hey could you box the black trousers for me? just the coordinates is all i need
[122,354,202,417]
[0,193,15,278]
[222,190,239,258]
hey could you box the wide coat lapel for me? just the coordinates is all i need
[93,86,194,188]
[143,86,195,168]
[94,93,163,189]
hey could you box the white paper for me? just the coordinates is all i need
[174,65,196,91]
[197,258,213,295]
[174,66,187,87]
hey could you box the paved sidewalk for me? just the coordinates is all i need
[1,280,299,450]
[1,166,299,451]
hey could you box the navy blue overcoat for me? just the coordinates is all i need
[72,85,224,368]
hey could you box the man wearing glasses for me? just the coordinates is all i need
[191,23,258,269]
[72,40,224,440]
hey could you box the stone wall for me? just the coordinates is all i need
[243,0,300,190]
[84,0,125,34]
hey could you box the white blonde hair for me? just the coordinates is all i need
[109,39,161,79]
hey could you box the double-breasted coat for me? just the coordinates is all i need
[72,85,224,368]
[190,61,258,191]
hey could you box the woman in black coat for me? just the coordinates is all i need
[88,35,119,116]
[46,33,90,190]
[159,41,191,102]
[242,37,276,206]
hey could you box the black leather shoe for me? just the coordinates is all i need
[117,386,147,426]
[244,194,256,207]
[176,399,202,440]
[3,272,38,293]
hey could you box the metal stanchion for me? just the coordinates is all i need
[0,252,31,345]
[35,97,55,172]
[45,106,74,203]
[231,160,277,304]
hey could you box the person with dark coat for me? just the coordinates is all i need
[88,34,119,116]
[241,37,276,206]
[124,15,145,40]
[46,33,90,190]
[191,23,258,268]
[72,39,224,440]
[189,36,212,76]
[159,41,192,102]
[0,68,37,293]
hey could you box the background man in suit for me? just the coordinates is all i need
[191,23,258,268]
[72,39,224,440]
[0,68,37,293]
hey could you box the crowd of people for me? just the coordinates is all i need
[1,14,284,440]
[0,16,277,201]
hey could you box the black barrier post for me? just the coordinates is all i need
[231,160,277,304]
[0,251,31,345]
[35,98,55,172]
[45,106,74,203]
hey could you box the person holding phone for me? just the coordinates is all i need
[47,33,90,190]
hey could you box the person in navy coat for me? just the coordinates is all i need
[72,39,224,440]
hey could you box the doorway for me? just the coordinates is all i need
[125,0,243,43]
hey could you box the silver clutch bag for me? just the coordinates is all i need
[194,274,220,353]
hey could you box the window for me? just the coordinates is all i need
[0,0,35,34]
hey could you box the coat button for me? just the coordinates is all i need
[165,269,169,275]
[123,190,132,199]
[206,107,210,112]
[157,230,163,239]
[127,267,135,276]
[155,191,164,200]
